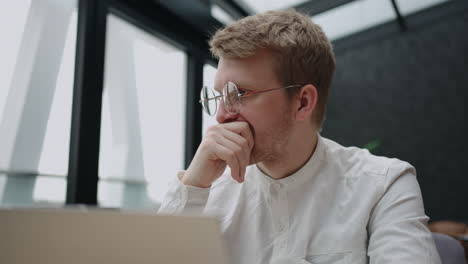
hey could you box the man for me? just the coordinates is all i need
[159,10,441,264]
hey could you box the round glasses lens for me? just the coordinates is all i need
[223,82,241,114]
[200,86,217,116]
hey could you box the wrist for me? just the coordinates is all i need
[180,171,211,188]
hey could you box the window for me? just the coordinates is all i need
[211,4,235,25]
[98,14,187,209]
[234,0,450,41]
[396,0,449,16]
[0,0,77,206]
[202,64,218,134]
[235,0,307,13]
[313,0,395,41]
[313,0,450,41]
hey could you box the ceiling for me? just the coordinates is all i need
[214,0,450,40]
[110,0,451,62]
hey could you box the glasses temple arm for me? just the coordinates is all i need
[241,85,303,97]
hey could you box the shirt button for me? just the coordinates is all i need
[278,223,285,232]
[270,184,280,195]
[275,183,281,190]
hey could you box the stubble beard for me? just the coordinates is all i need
[250,109,293,165]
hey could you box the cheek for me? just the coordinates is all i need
[239,95,291,138]
[236,108,263,142]
[240,109,277,141]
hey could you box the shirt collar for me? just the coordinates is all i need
[253,133,326,190]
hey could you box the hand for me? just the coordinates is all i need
[182,121,254,188]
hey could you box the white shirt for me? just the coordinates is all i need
[158,135,441,264]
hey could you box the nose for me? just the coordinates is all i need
[216,100,239,123]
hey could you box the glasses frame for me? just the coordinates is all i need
[199,81,303,116]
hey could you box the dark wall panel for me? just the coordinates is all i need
[322,3,467,221]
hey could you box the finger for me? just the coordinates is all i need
[222,122,255,150]
[214,143,242,183]
[226,123,255,168]
[216,136,247,182]
[220,129,251,167]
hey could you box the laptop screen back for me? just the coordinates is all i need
[0,208,226,264]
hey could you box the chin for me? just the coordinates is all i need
[250,145,276,165]
[249,147,264,165]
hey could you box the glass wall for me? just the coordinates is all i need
[234,0,450,41]
[313,0,450,40]
[202,64,218,134]
[0,0,77,206]
[98,14,187,209]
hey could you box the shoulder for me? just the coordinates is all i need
[321,136,416,188]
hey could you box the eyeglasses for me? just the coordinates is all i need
[199,81,303,116]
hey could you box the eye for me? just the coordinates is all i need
[236,84,254,96]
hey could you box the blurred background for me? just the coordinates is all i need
[0,0,466,224]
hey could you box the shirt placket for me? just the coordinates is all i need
[269,182,290,257]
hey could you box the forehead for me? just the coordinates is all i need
[214,50,280,91]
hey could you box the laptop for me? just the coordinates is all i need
[0,208,227,264]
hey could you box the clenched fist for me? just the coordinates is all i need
[182,121,254,188]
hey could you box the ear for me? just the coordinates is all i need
[294,84,318,121]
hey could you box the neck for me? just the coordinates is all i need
[257,128,318,180]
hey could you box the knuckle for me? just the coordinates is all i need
[205,130,216,138]
[205,130,221,142]
[233,145,242,154]
[239,137,248,148]
[203,137,214,145]
[226,150,235,159]
[207,124,220,134]
[241,122,250,131]
[200,138,215,151]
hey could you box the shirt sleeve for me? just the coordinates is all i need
[367,161,441,264]
[157,170,210,215]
